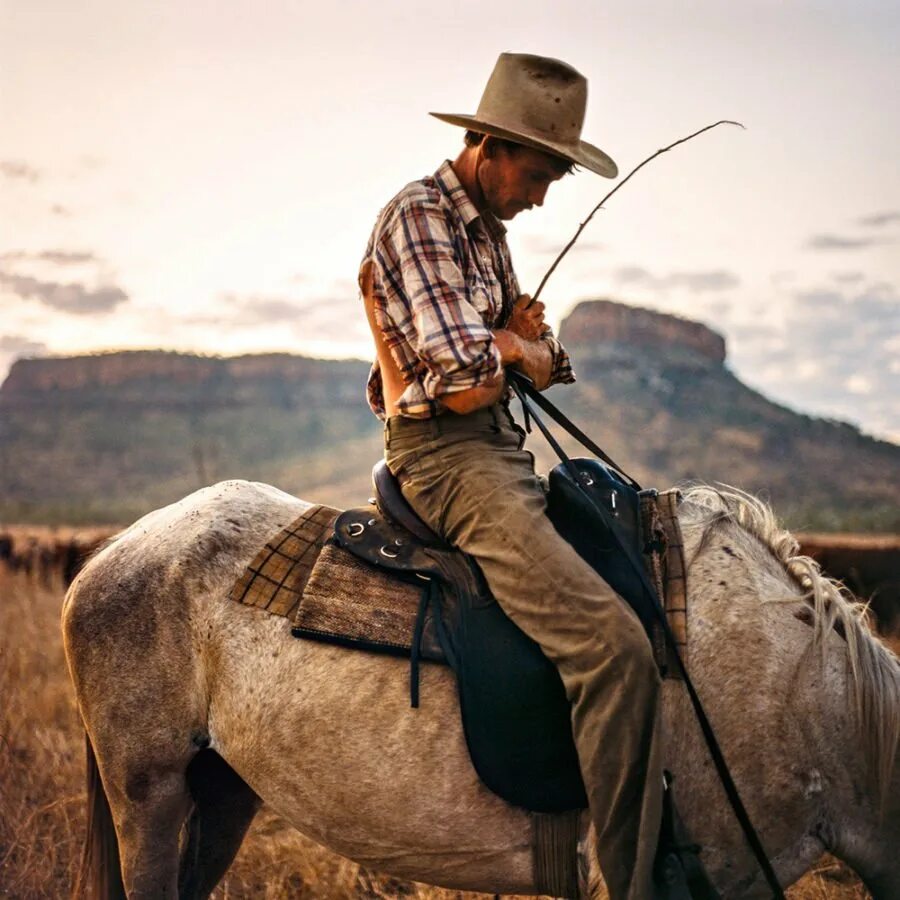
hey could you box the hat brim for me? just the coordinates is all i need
[429,112,618,179]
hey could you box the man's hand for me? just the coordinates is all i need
[492,329,524,366]
[507,294,549,342]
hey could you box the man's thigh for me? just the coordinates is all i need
[389,430,648,666]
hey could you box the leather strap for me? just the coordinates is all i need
[509,371,641,490]
[512,376,786,900]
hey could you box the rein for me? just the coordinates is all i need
[508,371,786,900]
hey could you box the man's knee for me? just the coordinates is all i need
[559,612,660,707]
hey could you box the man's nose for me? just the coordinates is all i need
[530,185,550,207]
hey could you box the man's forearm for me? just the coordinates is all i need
[441,331,553,415]
[492,328,552,389]
[440,376,507,415]
[512,338,553,390]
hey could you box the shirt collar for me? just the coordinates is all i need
[434,160,507,241]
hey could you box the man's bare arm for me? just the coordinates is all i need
[441,329,551,414]
[440,330,518,415]
[510,335,553,390]
[440,378,507,415]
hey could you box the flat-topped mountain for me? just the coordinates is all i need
[559,299,726,364]
[2,300,897,530]
[1,351,362,405]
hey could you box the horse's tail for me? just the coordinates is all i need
[73,731,126,900]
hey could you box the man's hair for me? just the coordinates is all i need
[464,130,576,175]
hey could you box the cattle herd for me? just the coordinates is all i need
[0,530,110,589]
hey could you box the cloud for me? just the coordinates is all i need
[612,265,652,285]
[832,271,864,284]
[667,271,740,291]
[730,281,900,439]
[806,234,887,251]
[0,249,127,315]
[219,293,304,322]
[770,270,795,288]
[201,290,369,343]
[0,160,40,183]
[0,249,99,265]
[0,335,48,356]
[858,210,900,228]
[522,235,604,256]
[611,265,740,292]
[0,272,128,314]
[0,335,50,384]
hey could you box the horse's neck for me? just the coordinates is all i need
[680,511,900,892]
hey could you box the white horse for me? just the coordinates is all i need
[62,478,900,899]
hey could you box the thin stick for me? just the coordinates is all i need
[532,119,745,302]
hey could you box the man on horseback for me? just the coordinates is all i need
[359,53,663,900]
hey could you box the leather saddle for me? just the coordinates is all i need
[332,458,649,814]
[334,462,718,898]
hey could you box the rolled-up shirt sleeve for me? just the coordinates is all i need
[376,199,502,402]
[539,330,576,387]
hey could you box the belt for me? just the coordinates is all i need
[384,403,520,441]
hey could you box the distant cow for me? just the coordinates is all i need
[800,535,900,639]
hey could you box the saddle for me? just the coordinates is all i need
[333,458,722,899]
[333,457,665,814]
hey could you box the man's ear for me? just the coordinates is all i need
[481,135,498,159]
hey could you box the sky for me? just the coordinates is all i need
[2,0,899,441]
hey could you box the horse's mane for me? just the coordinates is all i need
[679,484,900,803]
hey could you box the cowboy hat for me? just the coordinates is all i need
[430,52,618,179]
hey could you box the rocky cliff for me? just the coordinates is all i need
[559,299,727,364]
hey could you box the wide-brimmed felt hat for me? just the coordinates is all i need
[430,52,617,179]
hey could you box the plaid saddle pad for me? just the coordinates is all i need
[229,504,433,657]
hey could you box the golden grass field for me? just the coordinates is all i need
[0,557,875,899]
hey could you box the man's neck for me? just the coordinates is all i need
[451,148,487,213]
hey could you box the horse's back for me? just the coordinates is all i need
[62,479,310,732]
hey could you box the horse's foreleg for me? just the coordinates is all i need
[178,749,262,899]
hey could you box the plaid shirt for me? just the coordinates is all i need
[361,160,575,419]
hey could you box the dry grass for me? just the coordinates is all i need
[0,566,874,899]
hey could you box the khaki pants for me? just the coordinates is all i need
[384,404,663,900]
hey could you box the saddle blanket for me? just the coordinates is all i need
[229,504,446,660]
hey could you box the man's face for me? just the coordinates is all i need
[477,142,568,221]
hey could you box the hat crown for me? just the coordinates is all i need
[475,53,588,145]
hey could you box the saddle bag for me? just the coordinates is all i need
[545,457,659,637]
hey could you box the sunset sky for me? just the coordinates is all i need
[2,0,898,440]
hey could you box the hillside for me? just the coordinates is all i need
[1,300,898,529]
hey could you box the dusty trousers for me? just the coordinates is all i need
[384,404,664,900]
